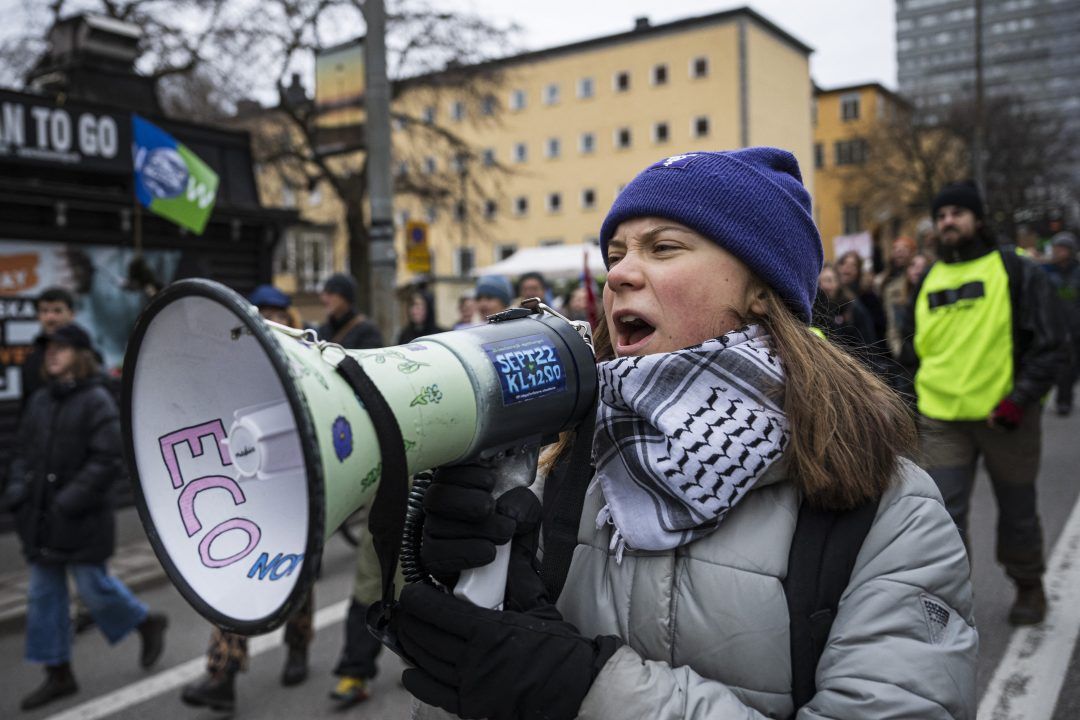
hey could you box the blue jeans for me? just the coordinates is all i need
[25,563,148,665]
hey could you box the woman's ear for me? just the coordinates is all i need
[745,281,768,318]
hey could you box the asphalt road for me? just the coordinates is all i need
[2,406,1079,719]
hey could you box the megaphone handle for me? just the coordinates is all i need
[453,542,512,610]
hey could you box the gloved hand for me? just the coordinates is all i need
[393,582,621,720]
[420,463,516,585]
[990,398,1024,430]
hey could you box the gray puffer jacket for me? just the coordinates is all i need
[557,457,978,719]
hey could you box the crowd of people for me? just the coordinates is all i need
[4,145,1080,718]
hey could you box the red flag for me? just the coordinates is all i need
[583,248,598,329]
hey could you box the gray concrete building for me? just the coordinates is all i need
[896,0,1080,207]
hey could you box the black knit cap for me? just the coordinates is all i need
[932,180,985,220]
[44,323,93,351]
[322,273,358,306]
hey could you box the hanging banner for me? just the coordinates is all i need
[132,115,219,235]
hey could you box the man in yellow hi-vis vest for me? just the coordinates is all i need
[903,181,1066,626]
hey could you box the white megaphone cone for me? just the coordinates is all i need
[122,279,596,635]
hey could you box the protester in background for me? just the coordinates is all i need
[397,149,976,719]
[812,263,877,354]
[885,249,928,358]
[452,291,478,329]
[515,271,550,305]
[3,324,168,711]
[314,275,387,706]
[875,236,917,293]
[19,287,76,419]
[564,283,590,322]
[398,290,445,344]
[180,286,316,712]
[904,180,1065,626]
[473,275,513,318]
[1042,232,1080,415]
[836,250,886,346]
[317,273,383,349]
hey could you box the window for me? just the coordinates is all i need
[581,188,597,209]
[614,71,631,92]
[578,77,595,99]
[841,93,860,121]
[811,99,818,126]
[580,132,596,154]
[513,142,528,163]
[425,205,438,223]
[480,95,497,116]
[842,205,862,235]
[834,139,868,165]
[615,127,632,149]
[653,121,669,144]
[652,63,668,86]
[275,228,333,292]
[544,83,560,105]
[450,100,465,122]
[422,105,436,123]
[454,247,476,277]
[514,196,529,216]
[547,192,562,213]
[395,161,408,177]
[482,148,496,166]
[392,117,406,131]
[496,244,517,261]
[546,137,561,159]
[693,115,710,138]
[691,56,709,78]
[280,184,296,208]
[540,238,564,247]
[814,143,824,169]
[454,200,467,222]
[510,89,526,111]
[484,199,498,220]
[423,156,437,174]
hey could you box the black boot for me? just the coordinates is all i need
[137,613,168,668]
[281,646,309,687]
[21,664,78,711]
[180,671,236,712]
[1008,580,1047,626]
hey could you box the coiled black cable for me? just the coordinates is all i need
[400,470,434,584]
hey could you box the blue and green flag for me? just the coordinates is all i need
[132,115,219,235]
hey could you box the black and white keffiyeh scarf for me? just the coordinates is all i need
[592,324,789,559]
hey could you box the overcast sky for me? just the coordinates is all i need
[451,0,897,90]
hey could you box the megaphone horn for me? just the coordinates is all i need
[122,279,596,635]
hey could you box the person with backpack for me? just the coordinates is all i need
[390,149,977,719]
[3,324,168,711]
[904,181,1066,627]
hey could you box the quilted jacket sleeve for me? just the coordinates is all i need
[576,461,977,720]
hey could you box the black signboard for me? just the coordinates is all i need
[0,89,132,173]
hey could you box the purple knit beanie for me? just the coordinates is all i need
[599,148,823,322]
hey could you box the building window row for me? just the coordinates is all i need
[834,139,868,166]
[503,117,709,165]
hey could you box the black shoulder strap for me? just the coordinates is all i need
[334,356,409,617]
[540,403,596,602]
[784,497,880,714]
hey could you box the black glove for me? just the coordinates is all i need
[393,582,621,720]
[420,464,515,585]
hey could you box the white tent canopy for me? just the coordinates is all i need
[470,243,605,281]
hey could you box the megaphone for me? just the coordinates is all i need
[121,279,596,635]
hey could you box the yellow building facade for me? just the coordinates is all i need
[812,83,919,261]
[389,9,815,324]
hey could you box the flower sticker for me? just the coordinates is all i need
[410,384,444,407]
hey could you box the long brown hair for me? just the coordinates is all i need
[540,288,916,510]
[748,286,916,509]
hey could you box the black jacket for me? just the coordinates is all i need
[900,247,1067,409]
[317,310,384,350]
[4,376,121,564]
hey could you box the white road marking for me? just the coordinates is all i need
[978,490,1080,719]
[43,599,349,720]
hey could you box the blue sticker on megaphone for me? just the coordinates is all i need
[483,334,566,405]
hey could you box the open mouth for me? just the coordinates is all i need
[615,314,656,354]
